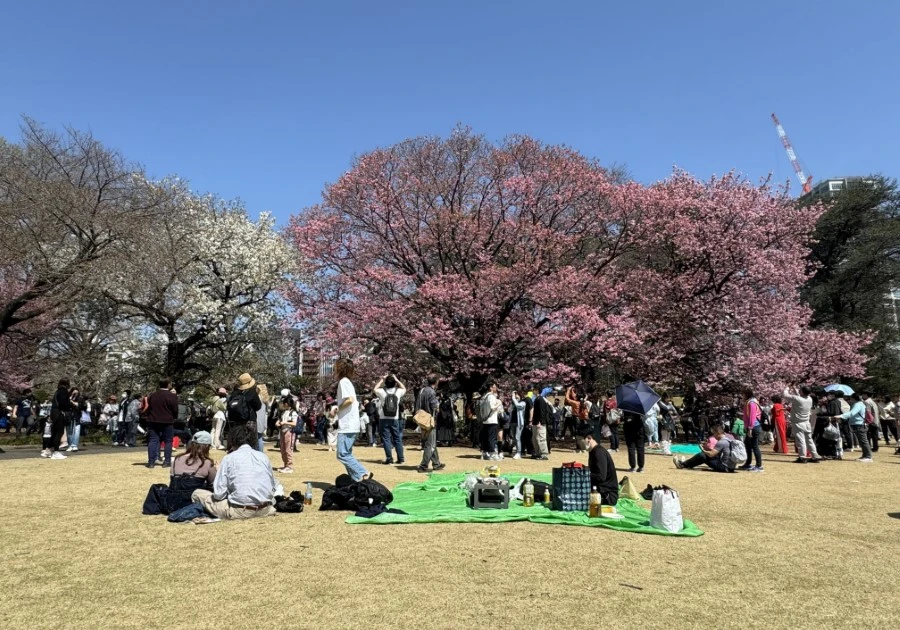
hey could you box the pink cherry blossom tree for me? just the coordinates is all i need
[288,129,645,395]
[618,171,869,396]
[287,129,869,399]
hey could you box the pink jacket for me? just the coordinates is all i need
[743,399,760,430]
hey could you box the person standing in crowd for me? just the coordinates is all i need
[66,388,85,453]
[585,429,618,506]
[313,393,327,445]
[210,388,227,450]
[478,381,503,460]
[883,395,899,448]
[530,387,552,460]
[42,379,73,459]
[416,375,445,473]
[622,409,645,473]
[364,396,380,446]
[643,400,660,450]
[829,393,871,462]
[334,358,371,481]
[13,388,36,437]
[436,394,456,447]
[738,389,764,472]
[228,373,262,429]
[276,396,298,474]
[191,424,276,520]
[119,392,140,448]
[770,394,789,454]
[604,391,620,452]
[783,385,822,464]
[587,393,603,446]
[254,384,270,452]
[511,390,527,459]
[861,392,880,453]
[145,378,179,469]
[101,395,120,445]
[374,374,406,465]
[658,393,677,456]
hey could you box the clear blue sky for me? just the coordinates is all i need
[2,1,897,222]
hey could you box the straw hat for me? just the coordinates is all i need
[237,373,257,391]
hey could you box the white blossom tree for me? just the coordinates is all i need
[103,188,294,387]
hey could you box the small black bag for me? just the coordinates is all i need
[142,484,170,515]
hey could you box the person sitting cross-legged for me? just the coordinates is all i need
[673,423,736,473]
[191,424,277,520]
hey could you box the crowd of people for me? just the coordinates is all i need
[5,365,899,520]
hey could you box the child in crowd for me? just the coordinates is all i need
[276,396,297,473]
[326,405,338,452]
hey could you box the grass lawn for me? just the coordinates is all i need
[1,440,898,630]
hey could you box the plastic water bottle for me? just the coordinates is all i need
[543,487,551,506]
[304,481,313,506]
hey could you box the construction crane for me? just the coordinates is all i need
[771,112,813,194]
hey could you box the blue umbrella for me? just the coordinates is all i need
[615,380,662,416]
[824,383,854,396]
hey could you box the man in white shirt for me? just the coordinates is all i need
[374,374,407,465]
[783,386,821,463]
[335,359,371,481]
[191,424,276,519]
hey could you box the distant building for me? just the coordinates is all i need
[286,329,334,385]
[806,176,877,200]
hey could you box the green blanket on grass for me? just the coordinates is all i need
[345,472,703,537]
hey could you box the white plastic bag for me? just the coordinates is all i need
[649,487,683,533]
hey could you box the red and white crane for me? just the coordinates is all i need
[771,112,813,194]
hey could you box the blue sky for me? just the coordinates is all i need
[2,1,897,222]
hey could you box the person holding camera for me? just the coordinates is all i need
[374,373,406,465]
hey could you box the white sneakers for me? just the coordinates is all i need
[50,451,68,460]
[512,453,521,460]
[279,467,294,474]
[66,446,78,452]
[856,457,873,463]
[40,449,50,458]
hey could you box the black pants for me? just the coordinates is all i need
[682,452,731,472]
[880,420,897,444]
[742,425,762,468]
[840,419,854,450]
[49,410,66,451]
[623,421,645,470]
[868,423,880,451]
[481,423,498,454]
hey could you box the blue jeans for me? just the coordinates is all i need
[147,422,174,465]
[68,421,81,447]
[513,422,523,454]
[337,432,367,481]
[379,418,404,462]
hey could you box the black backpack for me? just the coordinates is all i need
[382,390,399,418]
[227,392,253,423]
[589,402,602,420]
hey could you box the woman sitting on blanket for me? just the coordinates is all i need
[164,432,218,510]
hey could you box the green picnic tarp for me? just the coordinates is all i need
[345,472,703,537]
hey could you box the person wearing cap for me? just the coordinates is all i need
[172,431,218,484]
[585,430,618,506]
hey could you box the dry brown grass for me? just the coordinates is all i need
[1,441,898,630]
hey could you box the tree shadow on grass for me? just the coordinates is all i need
[888,513,900,520]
